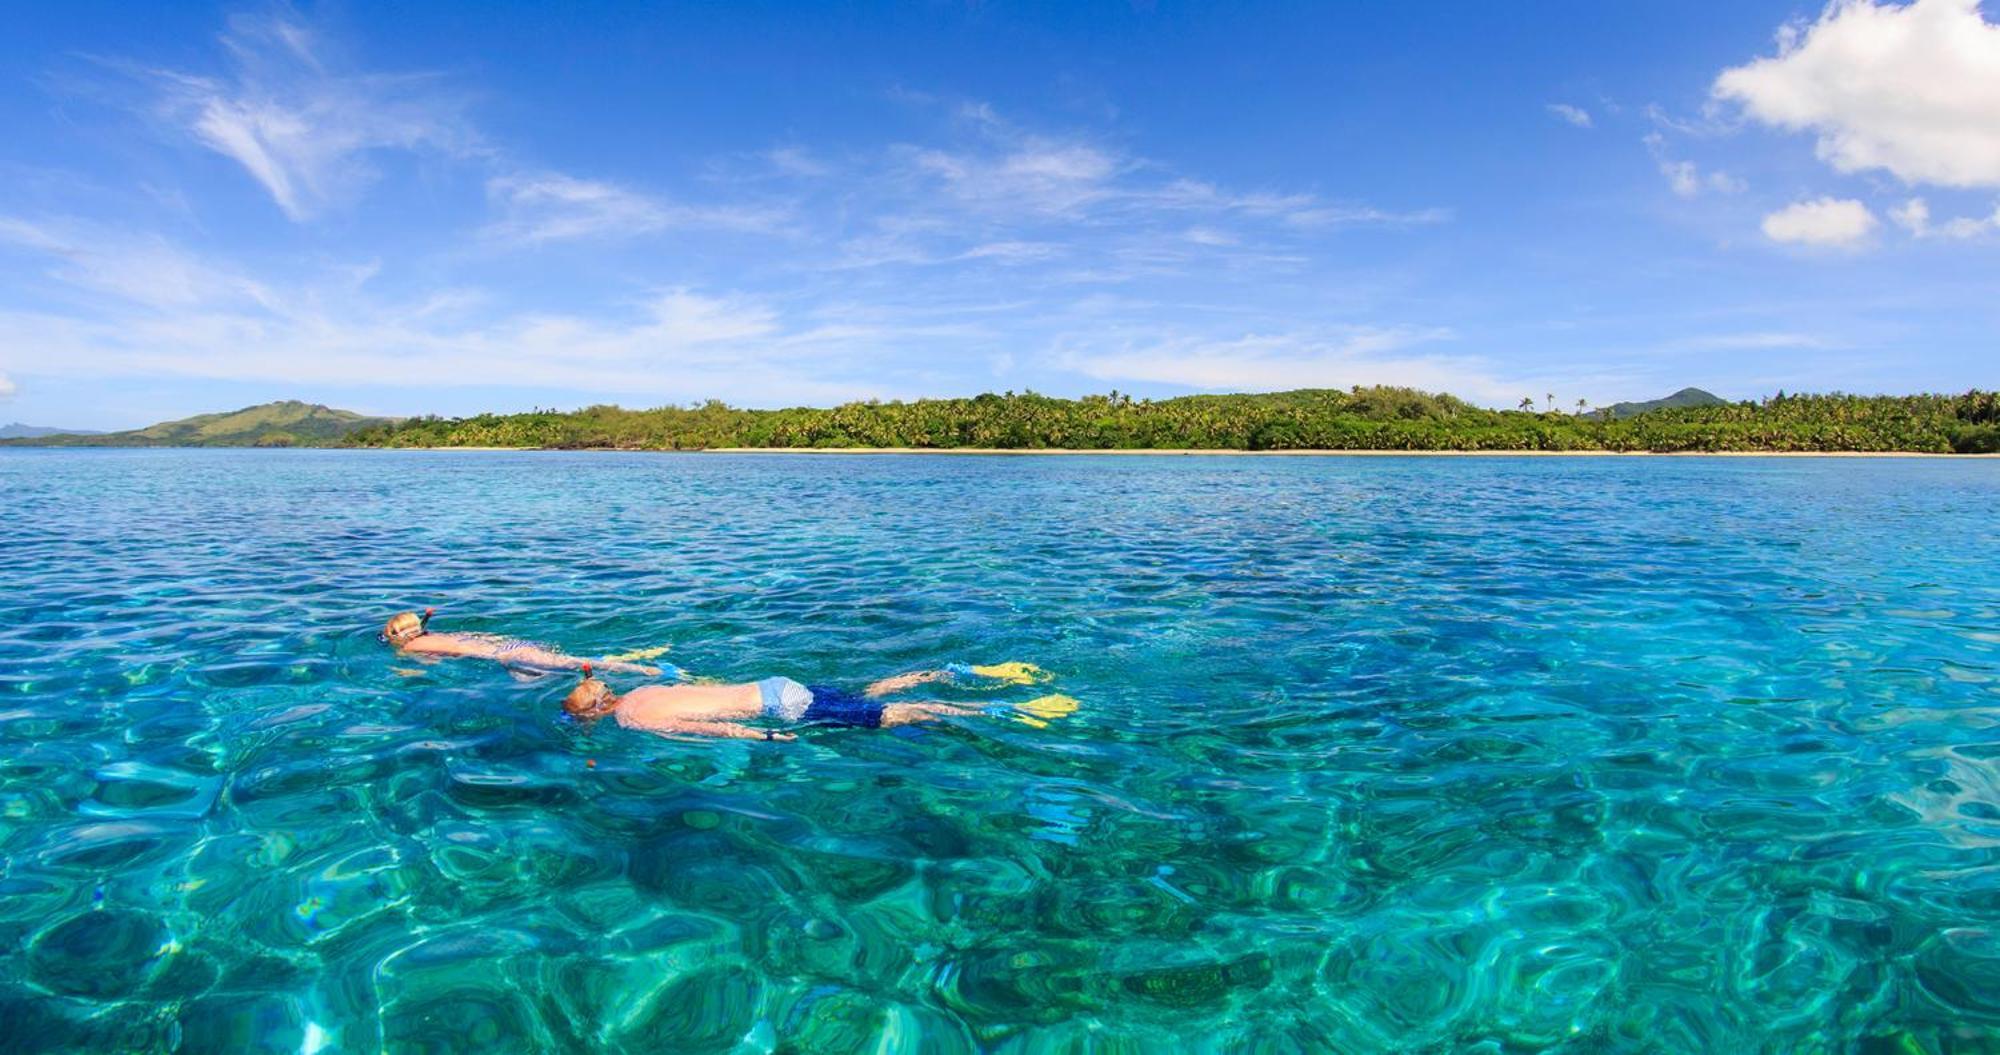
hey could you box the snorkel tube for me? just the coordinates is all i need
[378,607,436,645]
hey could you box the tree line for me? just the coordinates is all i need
[341,387,2000,453]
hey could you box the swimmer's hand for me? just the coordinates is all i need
[591,659,671,677]
[604,645,674,664]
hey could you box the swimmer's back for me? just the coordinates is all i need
[615,682,761,727]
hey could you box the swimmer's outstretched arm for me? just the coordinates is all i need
[494,643,659,676]
[622,716,795,741]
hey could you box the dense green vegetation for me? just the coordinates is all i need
[1,401,394,448]
[1601,386,1728,419]
[342,388,2000,453]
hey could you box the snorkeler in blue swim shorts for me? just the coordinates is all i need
[561,665,1075,740]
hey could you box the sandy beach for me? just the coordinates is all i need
[374,446,1999,458]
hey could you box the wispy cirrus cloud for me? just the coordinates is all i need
[1547,102,1594,128]
[1056,325,1554,405]
[134,13,479,220]
[482,172,790,244]
[0,216,275,308]
[0,220,967,405]
[19,12,1472,413]
[821,101,1448,280]
[1678,331,1830,351]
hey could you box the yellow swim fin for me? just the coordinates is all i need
[1015,694,1079,722]
[969,661,1052,686]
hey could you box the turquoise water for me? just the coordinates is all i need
[3,450,1999,1052]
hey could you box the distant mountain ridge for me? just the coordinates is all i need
[0,422,104,439]
[0,401,395,447]
[1601,387,1728,419]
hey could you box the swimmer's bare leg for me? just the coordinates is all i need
[880,702,983,727]
[864,671,952,698]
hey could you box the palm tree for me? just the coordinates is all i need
[1576,399,1588,416]
[1518,397,1534,412]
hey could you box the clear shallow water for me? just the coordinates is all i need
[3,450,1999,1052]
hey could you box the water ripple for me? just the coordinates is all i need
[1,450,1998,1050]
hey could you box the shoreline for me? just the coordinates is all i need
[8,444,1995,457]
[346,446,1999,458]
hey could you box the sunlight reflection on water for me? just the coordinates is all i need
[1,449,1998,1051]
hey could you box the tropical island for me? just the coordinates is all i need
[343,387,2000,453]
[10,387,1999,454]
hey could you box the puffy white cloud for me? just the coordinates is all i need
[0,372,14,400]
[1890,196,2000,237]
[1547,103,1594,128]
[1714,0,2000,188]
[1761,197,1879,247]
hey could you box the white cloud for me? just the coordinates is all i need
[958,240,1064,263]
[1681,332,1829,350]
[0,372,14,400]
[1282,204,1453,228]
[1547,103,1594,128]
[1761,196,1880,247]
[0,224,941,405]
[1714,0,2000,188]
[890,106,1445,234]
[1890,196,2000,237]
[1059,326,1552,405]
[762,146,829,178]
[1643,133,1744,197]
[901,139,1125,217]
[483,173,785,244]
[143,13,477,219]
[0,216,275,308]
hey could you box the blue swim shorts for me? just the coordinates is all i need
[754,676,884,728]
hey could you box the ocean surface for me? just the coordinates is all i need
[3,450,1999,1053]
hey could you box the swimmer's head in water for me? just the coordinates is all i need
[564,676,617,721]
[382,611,426,646]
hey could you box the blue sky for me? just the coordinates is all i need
[2,1,1998,428]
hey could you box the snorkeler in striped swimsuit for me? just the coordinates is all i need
[379,609,663,676]
[561,664,1077,741]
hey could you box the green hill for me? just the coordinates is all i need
[1602,387,1729,419]
[2,401,395,448]
[0,422,103,439]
